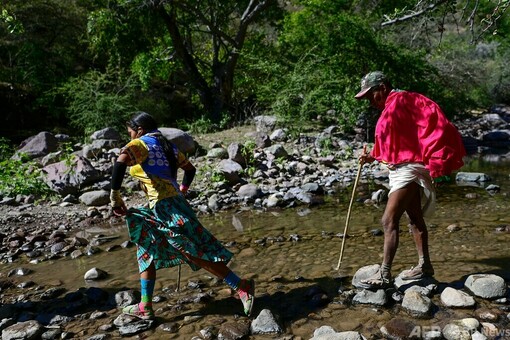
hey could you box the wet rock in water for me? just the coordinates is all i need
[446,224,461,232]
[485,184,500,194]
[352,289,387,307]
[475,307,502,321]
[70,249,83,259]
[402,290,433,318]
[7,267,32,277]
[442,318,480,340]
[440,287,476,308]
[36,314,74,326]
[98,323,115,332]
[158,322,180,333]
[90,311,108,319]
[494,224,510,233]
[42,327,63,339]
[380,318,418,340]
[17,281,35,289]
[117,319,155,336]
[393,274,437,295]
[187,279,205,290]
[208,194,221,212]
[182,315,204,325]
[85,245,101,255]
[455,172,491,182]
[464,274,507,299]
[120,240,133,248]
[465,192,479,199]
[310,325,367,340]
[370,228,383,236]
[198,326,216,339]
[50,241,67,254]
[0,318,15,331]
[85,334,109,340]
[40,287,66,300]
[250,309,282,335]
[2,320,44,340]
[481,322,501,338]
[84,267,108,281]
[288,234,301,242]
[115,290,138,307]
[152,294,166,303]
[265,193,283,208]
[371,189,387,203]
[25,250,42,259]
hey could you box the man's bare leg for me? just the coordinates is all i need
[360,182,421,287]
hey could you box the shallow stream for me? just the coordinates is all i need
[3,157,510,338]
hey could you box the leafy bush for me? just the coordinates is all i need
[241,4,449,130]
[55,70,136,137]
[0,138,52,198]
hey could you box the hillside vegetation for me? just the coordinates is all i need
[1,0,509,142]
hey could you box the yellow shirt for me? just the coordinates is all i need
[122,138,190,208]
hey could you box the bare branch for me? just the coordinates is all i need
[381,0,449,27]
[173,1,237,47]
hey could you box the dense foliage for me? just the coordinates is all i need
[1,0,509,142]
[0,139,52,198]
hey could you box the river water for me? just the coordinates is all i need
[3,157,510,338]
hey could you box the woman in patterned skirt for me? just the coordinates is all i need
[109,111,254,319]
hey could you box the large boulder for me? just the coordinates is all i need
[159,127,196,155]
[13,132,59,160]
[42,155,102,196]
[90,127,121,141]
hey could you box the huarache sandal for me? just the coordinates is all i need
[238,279,255,316]
[400,264,434,280]
[358,271,392,290]
[122,303,155,320]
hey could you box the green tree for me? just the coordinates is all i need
[86,0,280,126]
[248,0,443,130]
[0,0,96,140]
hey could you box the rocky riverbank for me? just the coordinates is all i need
[1,107,510,339]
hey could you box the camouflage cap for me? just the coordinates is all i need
[354,71,387,99]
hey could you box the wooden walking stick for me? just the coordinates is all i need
[176,264,181,292]
[335,145,366,270]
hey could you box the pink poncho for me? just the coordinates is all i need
[371,90,465,178]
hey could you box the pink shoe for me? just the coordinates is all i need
[238,279,255,316]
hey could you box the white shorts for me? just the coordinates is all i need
[388,163,436,217]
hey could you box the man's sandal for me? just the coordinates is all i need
[358,271,392,290]
[400,265,434,280]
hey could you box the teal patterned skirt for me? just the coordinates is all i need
[125,195,233,273]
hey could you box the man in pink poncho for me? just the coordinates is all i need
[355,71,465,289]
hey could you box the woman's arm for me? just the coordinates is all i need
[110,153,130,216]
[179,161,196,194]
